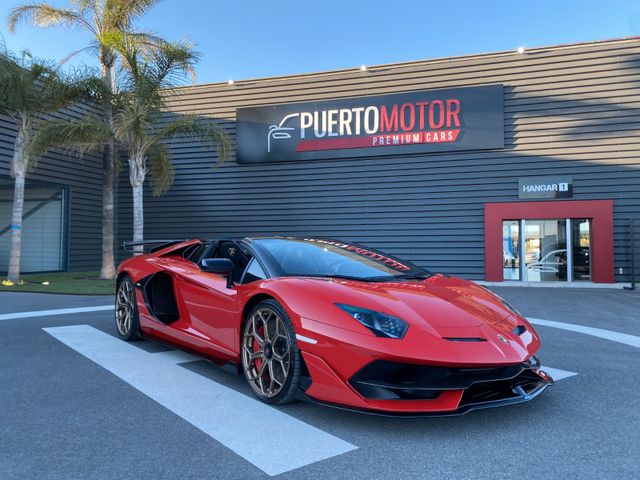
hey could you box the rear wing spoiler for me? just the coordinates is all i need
[121,239,190,254]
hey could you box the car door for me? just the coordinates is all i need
[170,257,240,356]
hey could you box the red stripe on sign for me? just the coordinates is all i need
[295,130,460,152]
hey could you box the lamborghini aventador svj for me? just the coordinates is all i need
[115,236,553,416]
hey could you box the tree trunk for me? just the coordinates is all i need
[130,157,146,256]
[8,134,26,283]
[100,140,116,278]
[99,62,116,279]
[131,182,144,255]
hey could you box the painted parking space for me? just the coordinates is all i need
[44,324,356,476]
[41,322,581,476]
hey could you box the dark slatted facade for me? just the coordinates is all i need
[0,103,103,272]
[117,38,640,282]
[2,38,638,281]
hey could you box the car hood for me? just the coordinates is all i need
[265,274,537,364]
[302,274,512,329]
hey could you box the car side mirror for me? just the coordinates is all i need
[201,258,234,288]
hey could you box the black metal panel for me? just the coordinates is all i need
[114,40,639,282]
[0,109,103,272]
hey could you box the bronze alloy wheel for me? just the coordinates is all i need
[115,277,138,340]
[242,306,292,399]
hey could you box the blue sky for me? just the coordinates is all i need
[1,0,639,84]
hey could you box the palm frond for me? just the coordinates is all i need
[29,115,114,161]
[8,3,95,34]
[146,141,173,195]
[104,0,161,30]
[58,44,97,66]
[151,40,200,88]
[151,115,231,164]
[0,50,60,114]
[128,30,169,51]
[0,52,25,114]
[112,95,155,143]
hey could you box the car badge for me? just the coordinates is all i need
[228,247,236,256]
[497,334,510,344]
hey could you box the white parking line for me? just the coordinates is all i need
[528,317,640,349]
[150,349,201,364]
[43,325,357,476]
[541,366,578,381]
[0,305,114,321]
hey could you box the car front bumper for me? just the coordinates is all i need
[298,356,553,416]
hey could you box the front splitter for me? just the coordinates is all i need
[296,379,553,418]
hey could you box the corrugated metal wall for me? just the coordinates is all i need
[118,38,640,281]
[0,104,103,272]
[2,40,635,278]
[108,39,640,281]
[90,39,640,281]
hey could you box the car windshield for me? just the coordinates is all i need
[254,238,430,281]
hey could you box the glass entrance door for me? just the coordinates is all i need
[502,220,520,280]
[499,217,595,283]
[523,219,568,282]
[572,219,591,281]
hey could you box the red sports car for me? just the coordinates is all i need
[115,236,553,415]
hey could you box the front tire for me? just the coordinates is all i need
[241,299,301,405]
[115,275,140,341]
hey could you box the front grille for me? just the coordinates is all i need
[459,370,544,407]
[349,360,528,400]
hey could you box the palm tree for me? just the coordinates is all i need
[32,41,230,252]
[8,0,176,279]
[0,49,96,282]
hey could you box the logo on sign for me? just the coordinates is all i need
[268,113,299,152]
[267,99,462,153]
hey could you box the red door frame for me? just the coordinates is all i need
[484,200,614,283]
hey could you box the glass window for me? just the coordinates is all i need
[502,220,520,280]
[242,258,267,283]
[253,238,427,281]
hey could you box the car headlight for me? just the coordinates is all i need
[336,304,408,339]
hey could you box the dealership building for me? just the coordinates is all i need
[1,37,639,286]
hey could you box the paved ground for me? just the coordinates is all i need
[0,292,111,313]
[0,288,639,480]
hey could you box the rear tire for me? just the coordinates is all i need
[241,299,301,405]
[115,275,140,341]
